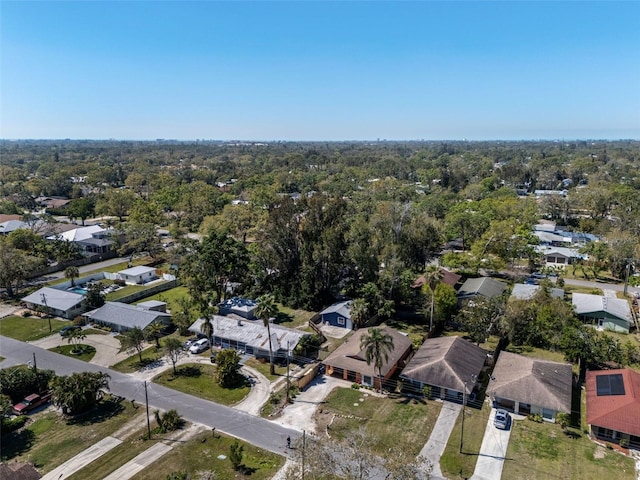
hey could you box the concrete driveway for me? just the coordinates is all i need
[29,331,132,367]
[470,408,513,480]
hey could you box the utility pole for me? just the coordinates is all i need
[41,293,51,332]
[144,381,151,439]
[32,352,38,374]
[301,430,306,480]
[624,260,631,297]
[286,340,291,404]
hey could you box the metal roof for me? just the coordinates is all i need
[85,301,171,330]
[511,284,564,300]
[572,293,632,324]
[118,265,157,276]
[22,287,84,312]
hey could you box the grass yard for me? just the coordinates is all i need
[273,304,316,329]
[105,284,149,301]
[136,285,190,314]
[502,418,636,480]
[564,284,603,296]
[244,357,289,382]
[0,398,140,473]
[505,345,567,363]
[110,345,163,373]
[440,401,490,479]
[48,344,97,362]
[131,431,284,480]
[46,257,154,286]
[0,315,69,341]
[320,387,442,456]
[153,363,250,406]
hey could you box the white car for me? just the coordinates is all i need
[494,409,510,430]
[189,338,210,354]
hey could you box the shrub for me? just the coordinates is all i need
[229,440,244,471]
[620,438,629,448]
[528,413,543,423]
[72,315,86,326]
[422,385,432,399]
[2,415,28,434]
[351,383,361,390]
[21,311,32,317]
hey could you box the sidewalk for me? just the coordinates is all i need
[419,400,461,479]
[41,436,123,480]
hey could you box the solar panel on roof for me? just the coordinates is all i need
[596,374,626,396]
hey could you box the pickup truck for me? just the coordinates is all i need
[12,392,52,415]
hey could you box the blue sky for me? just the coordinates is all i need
[1,1,639,140]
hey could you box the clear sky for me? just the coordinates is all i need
[1,1,639,141]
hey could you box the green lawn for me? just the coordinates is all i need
[110,345,163,373]
[48,344,97,362]
[136,285,190,314]
[0,315,70,341]
[502,416,635,480]
[131,431,284,480]
[440,401,490,479]
[105,284,150,301]
[321,387,442,456]
[0,397,140,473]
[46,257,153,286]
[153,363,250,406]
[244,357,288,382]
[274,304,316,329]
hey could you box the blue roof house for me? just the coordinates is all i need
[319,301,353,330]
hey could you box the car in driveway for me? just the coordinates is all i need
[189,338,210,354]
[494,409,510,430]
[60,325,81,337]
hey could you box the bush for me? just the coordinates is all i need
[21,311,32,317]
[351,383,361,390]
[2,415,28,434]
[72,315,86,326]
[229,440,244,471]
[620,438,629,448]
[528,413,543,423]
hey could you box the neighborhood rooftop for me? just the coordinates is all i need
[572,293,633,324]
[84,301,171,331]
[22,287,84,311]
[118,265,157,276]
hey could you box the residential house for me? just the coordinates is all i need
[323,326,412,390]
[510,283,564,301]
[586,368,640,449]
[400,336,486,403]
[50,225,115,256]
[188,316,307,361]
[486,351,573,422]
[535,245,584,267]
[218,297,257,320]
[22,287,86,319]
[457,277,507,303]
[116,266,158,285]
[83,301,171,333]
[319,301,353,329]
[572,293,633,333]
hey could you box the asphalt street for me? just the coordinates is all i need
[0,335,299,455]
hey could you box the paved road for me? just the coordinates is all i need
[0,335,299,455]
[563,277,640,297]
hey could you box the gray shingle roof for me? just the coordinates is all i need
[85,301,171,330]
[486,351,572,413]
[22,287,84,312]
[457,277,506,299]
[320,300,352,318]
[400,336,486,394]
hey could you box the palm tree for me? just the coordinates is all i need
[255,294,279,375]
[65,266,80,287]
[360,327,394,394]
[66,328,86,354]
[421,265,443,332]
[349,298,369,329]
[145,321,165,348]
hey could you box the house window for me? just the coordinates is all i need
[542,408,554,420]
[337,316,346,326]
[362,375,373,386]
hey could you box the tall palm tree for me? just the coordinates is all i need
[255,294,279,375]
[421,266,443,332]
[65,266,80,287]
[360,327,394,394]
[145,321,165,348]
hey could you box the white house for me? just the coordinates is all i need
[117,266,158,285]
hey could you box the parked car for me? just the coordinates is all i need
[12,392,52,415]
[189,338,210,354]
[494,409,510,430]
[60,325,81,337]
[183,337,199,350]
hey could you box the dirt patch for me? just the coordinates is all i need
[594,445,606,459]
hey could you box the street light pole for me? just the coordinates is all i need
[286,340,291,404]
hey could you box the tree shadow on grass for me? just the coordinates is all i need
[0,428,36,461]
[65,396,125,426]
[273,312,294,325]
[176,365,202,377]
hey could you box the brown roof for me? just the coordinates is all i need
[586,368,640,437]
[487,351,572,413]
[323,326,413,378]
[400,336,486,394]
[412,268,462,289]
[0,214,22,223]
[0,463,41,480]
